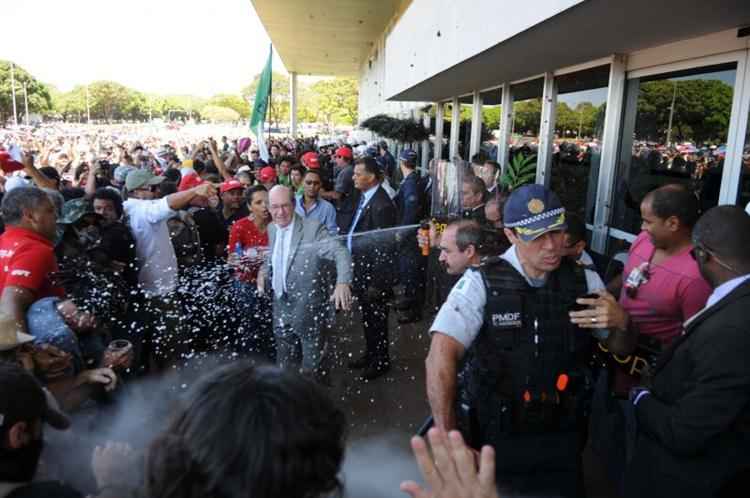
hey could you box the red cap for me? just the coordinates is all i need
[178,172,204,192]
[335,147,352,159]
[0,145,25,174]
[307,154,320,169]
[220,179,244,194]
[259,166,277,183]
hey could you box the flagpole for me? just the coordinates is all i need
[267,44,272,143]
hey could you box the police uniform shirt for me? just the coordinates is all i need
[429,245,605,349]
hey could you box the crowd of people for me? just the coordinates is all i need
[0,122,749,498]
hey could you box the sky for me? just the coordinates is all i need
[1,0,291,97]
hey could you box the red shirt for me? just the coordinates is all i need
[228,217,269,283]
[0,226,64,299]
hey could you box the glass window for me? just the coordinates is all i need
[611,63,737,235]
[479,88,502,162]
[736,103,750,209]
[552,65,609,224]
[458,94,473,161]
[441,101,452,160]
[509,78,544,178]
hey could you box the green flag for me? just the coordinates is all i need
[250,45,272,132]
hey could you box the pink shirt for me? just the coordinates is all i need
[620,231,711,345]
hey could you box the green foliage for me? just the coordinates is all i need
[360,114,429,143]
[201,105,240,123]
[206,93,250,118]
[512,98,542,135]
[636,78,733,144]
[307,78,358,127]
[241,71,289,127]
[501,154,537,190]
[0,61,53,123]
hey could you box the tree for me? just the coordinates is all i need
[53,85,87,122]
[636,79,733,145]
[87,81,135,122]
[206,93,250,118]
[201,105,240,123]
[241,71,289,127]
[0,61,53,124]
[309,78,358,128]
[512,98,542,136]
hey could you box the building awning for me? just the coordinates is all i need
[250,0,404,76]
[389,0,750,101]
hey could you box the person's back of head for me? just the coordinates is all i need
[146,362,345,498]
[692,205,750,275]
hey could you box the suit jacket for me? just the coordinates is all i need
[625,278,750,498]
[263,214,352,324]
[341,186,397,291]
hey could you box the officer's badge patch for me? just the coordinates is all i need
[527,199,545,214]
[491,312,522,328]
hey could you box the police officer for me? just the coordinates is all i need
[393,149,428,323]
[425,184,603,498]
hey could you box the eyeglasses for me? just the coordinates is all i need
[690,241,738,273]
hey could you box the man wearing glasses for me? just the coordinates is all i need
[623,206,750,498]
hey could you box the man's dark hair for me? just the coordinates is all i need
[453,219,483,252]
[38,166,61,187]
[693,205,750,272]
[355,157,382,181]
[1,187,50,225]
[471,152,488,165]
[146,362,345,498]
[244,185,268,205]
[193,159,206,175]
[164,168,182,184]
[93,187,124,218]
[279,156,294,165]
[303,168,322,181]
[159,181,178,197]
[564,214,587,246]
[464,175,488,203]
[645,184,700,228]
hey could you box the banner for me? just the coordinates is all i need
[250,44,272,162]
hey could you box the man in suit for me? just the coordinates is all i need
[345,157,397,380]
[624,205,750,498]
[259,186,352,380]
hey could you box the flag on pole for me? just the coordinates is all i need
[250,44,273,162]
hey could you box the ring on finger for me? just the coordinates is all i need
[591,317,597,323]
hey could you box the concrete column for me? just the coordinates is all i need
[497,84,513,175]
[470,90,483,157]
[591,55,628,253]
[536,72,557,187]
[289,72,298,137]
[449,97,460,160]
[434,102,444,160]
[421,110,431,171]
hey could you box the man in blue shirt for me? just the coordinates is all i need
[295,169,338,236]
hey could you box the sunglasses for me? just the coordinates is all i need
[690,241,737,273]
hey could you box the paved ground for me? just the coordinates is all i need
[327,308,620,498]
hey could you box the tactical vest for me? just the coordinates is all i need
[458,256,591,444]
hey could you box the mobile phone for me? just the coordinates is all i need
[568,293,599,313]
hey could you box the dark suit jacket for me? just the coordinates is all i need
[625,278,750,498]
[344,186,397,291]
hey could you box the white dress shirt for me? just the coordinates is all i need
[347,185,379,251]
[123,196,178,297]
[272,218,295,299]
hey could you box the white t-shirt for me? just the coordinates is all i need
[123,196,178,297]
[429,246,605,349]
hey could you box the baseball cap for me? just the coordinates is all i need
[258,166,277,183]
[4,176,32,193]
[503,184,567,242]
[58,198,102,225]
[0,145,24,174]
[220,179,244,194]
[178,172,204,192]
[125,169,165,191]
[0,312,34,352]
[0,362,70,431]
[399,149,418,164]
[335,147,352,160]
[307,154,320,169]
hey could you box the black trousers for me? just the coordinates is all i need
[354,286,390,363]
